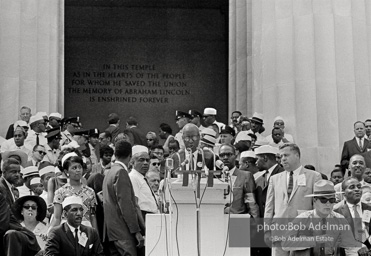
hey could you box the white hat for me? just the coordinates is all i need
[61,152,78,166]
[203,108,217,116]
[37,112,48,119]
[13,120,28,131]
[132,145,149,156]
[240,151,256,159]
[30,177,41,185]
[250,112,264,124]
[39,166,55,177]
[49,112,62,120]
[29,113,44,125]
[61,140,79,151]
[274,116,284,123]
[201,128,217,137]
[21,166,39,178]
[255,145,279,155]
[62,195,83,209]
[234,131,252,144]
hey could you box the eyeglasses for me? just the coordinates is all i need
[23,205,37,210]
[147,139,154,141]
[37,151,46,155]
[152,162,161,166]
[315,197,336,204]
[219,152,234,158]
[183,135,199,142]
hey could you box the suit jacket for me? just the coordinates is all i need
[0,177,15,206]
[5,124,14,140]
[361,150,371,169]
[105,125,121,142]
[44,223,104,256]
[230,168,259,218]
[171,148,217,175]
[341,137,370,170]
[126,126,147,146]
[103,162,141,242]
[333,200,371,247]
[254,164,284,217]
[264,167,322,229]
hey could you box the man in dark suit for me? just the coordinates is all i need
[5,106,31,139]
[125,116,147,146]
[0,159,41,256]
[171,123,218,177]
[254,145,284,218]
[341,121,370,174]
[105,113,121,142]
[0,158,23,205]
[334,177,371,255]
[219,144,259,218]
[103,140,145,256]
[45,195,104,256]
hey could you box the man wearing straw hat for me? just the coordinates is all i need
[281,180,361,256]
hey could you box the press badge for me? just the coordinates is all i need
[363,210,371,223]
[79,233,88,247]
[297,174,306,186]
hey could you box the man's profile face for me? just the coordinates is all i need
[146,172,160,193]
[363,168,371,183]
[354,122,366,138]
[3,164,22,185]
[20,109,31,123]
[255,155,266,171]
[250,120,261,133]
[219,145,236,169]
[365,121,371,137]
[99,133,110,146]
[33,146,46,162]
[279,147,299,172]
[176,117,188,129]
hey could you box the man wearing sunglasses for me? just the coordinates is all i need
[282,180,361,255]
[334,178,371,255]
[27,145,46,167]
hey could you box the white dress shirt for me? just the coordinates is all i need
[129,169,158,213]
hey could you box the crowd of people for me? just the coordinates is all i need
[0,106,371,256]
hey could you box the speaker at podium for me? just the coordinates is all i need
[145,177,251,256]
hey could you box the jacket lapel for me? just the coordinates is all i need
[341,202,355,235]
[281,172,288,202]
[63,223,77,247]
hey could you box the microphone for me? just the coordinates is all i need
[215,160,224,169]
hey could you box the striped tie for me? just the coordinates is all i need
[287,171,293,199]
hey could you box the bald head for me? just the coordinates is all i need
[182,123,200,152]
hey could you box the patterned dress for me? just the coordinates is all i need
[53,182,97,226]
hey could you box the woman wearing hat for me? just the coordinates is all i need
[13,195,48,249]
[49,153,97,231]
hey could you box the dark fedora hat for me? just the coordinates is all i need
[13,195,47,222]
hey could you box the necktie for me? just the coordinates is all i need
[74,228,80,255]
[359,139,363,150]
[36,133,40,145]
[263,170,269,187]
[353,204,363,241]
[287,171,294,199]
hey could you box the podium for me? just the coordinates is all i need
[146,178,251,256]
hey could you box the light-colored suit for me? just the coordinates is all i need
[264,167,321,256]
